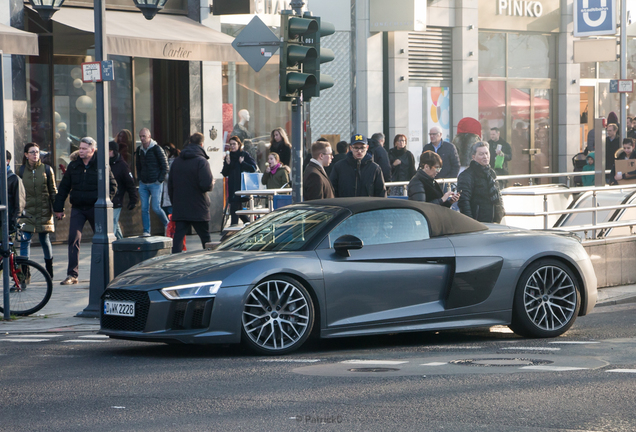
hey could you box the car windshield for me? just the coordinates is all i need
[217,208,335,252]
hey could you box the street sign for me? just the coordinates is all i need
[101,60,114,81]
[82,61,102,82]
[574,0,616,37]
[610,80,618,93]
[231,16,280,72]
[619,79,634,93]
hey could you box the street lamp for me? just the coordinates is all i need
[131,0,170,20]
[27,0,65,21]
[30,0,163,318]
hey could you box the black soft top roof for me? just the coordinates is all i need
[294,197,488,237]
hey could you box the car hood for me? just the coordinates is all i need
[109,249,273,289]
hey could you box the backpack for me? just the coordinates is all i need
[19,163,52,182]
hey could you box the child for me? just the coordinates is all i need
[581,152,595,187]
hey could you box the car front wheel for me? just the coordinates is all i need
[510,259,581,338]
[241,276,315,355]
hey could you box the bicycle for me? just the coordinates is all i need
[0,224,53,316]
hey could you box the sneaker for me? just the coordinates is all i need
[142,232,151,237]
[60,275,78,285]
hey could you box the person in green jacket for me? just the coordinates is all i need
[18,143,57,277]
[261,152,290,189]
[581,152,595,187]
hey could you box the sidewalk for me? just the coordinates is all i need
[2,237,636,334]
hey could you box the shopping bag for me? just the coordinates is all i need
[166,215,186,251]
[241,172,264,191]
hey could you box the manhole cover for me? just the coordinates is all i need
[449,358,553,367]
[348,367,400,373]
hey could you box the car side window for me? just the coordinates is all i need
[329,209,430,247]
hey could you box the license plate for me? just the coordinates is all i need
[103,300,135,317]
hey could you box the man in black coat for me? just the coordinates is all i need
[329,134,386,198]
[368,132,391,182]
[606,123,620,183]
[109,141,138,239]
[423,127,460,180]
[53,137,117,285]
[303,141,335,201]
[168,132,214,253]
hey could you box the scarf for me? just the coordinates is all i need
[478,162,501,204]
[270,163,281,175]
[393,147,406,157]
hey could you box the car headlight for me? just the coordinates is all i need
[161,281,223,300]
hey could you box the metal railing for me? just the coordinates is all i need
[234,170,635,241]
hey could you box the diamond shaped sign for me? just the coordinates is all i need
[232,16,280,72]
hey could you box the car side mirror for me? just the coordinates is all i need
[333,235,363,257]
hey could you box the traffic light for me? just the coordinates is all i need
[279,11,319,102]
[279,11,336,102]
[303,15,335,100]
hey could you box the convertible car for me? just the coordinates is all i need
[100,198,597,355]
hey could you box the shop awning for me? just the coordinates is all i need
[0,23,38,56]
[50,8,242,62]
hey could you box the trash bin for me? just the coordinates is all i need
[112,236,173,277]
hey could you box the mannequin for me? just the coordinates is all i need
[231,109,253,142]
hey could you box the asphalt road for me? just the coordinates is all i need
[1,303,635,432]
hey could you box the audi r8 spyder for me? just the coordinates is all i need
[100,198,597,355]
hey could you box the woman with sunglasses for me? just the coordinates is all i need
[18,143,57,277]
[407,150,459,207]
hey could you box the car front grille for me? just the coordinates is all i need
[101,289,150,332]
[170,299,214,330]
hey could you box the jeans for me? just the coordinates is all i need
[139,181,169,234]
[67,207,95,278]
[19,231,53,260]
[113,207,123,239]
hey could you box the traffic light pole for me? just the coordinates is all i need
[291,96,303,203]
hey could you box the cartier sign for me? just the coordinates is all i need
[163,43,192,59]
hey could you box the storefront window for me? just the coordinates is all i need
[222,62,291,172]
[508,34,555,79]
[478,33,505,78]
[134,58,153,139]
[599,60,618,79]
[109,55,133,142]
[580,62,596,79]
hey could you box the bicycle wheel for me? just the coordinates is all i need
[0,258,53,316]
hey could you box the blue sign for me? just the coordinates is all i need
[610,80,618,93]
[101,60,114,81]
[574,0,616,36]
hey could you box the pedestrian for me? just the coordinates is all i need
[161,143,180,218]
[303,140,335,201]
[325,140,348,177]
[109,141,138,239]
[53,137,117,285]
[488,127,513,178]
[457,141,504,223]
[408,150,459,207]
[18,143,56,277]
[388,134,416,195]
[423,127,460,180]
[368,132,391,182]
[262,152,290,189]
[611,138,636,184]
[116,129,133,166]
[269,127,292,167]
[2,150,25,234]
[135,128,169,236]
[581,152,595,187]
[168,132,214,253]
[221,135,257,225]
[605,123,620,183]
[329,134,386,198]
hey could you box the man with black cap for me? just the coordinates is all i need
[109,140,138,239]
[329,133,386,198]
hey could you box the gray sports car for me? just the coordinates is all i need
[100,198,597,355]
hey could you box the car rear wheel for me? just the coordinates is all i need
[241,276,315,355]
[510,259,581,338]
